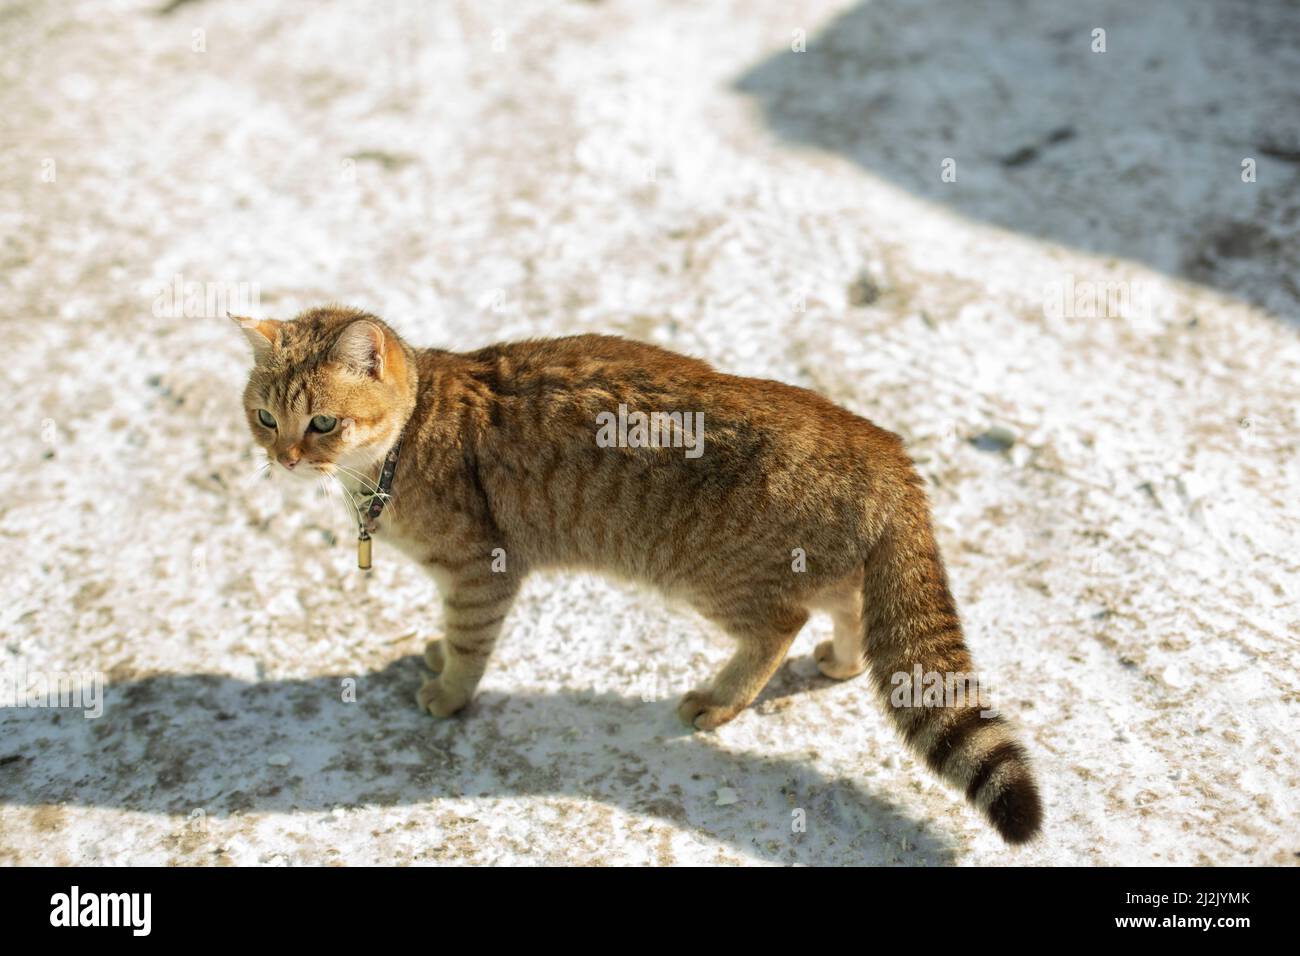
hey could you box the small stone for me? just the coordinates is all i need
[847,271,882,306]
[267,753,292,767]
[715,787,739,806]
[970,425,1017,452]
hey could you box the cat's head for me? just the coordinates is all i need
[233,306,414,480]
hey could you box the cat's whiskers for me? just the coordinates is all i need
[324,472,367,529]
[243,459,272,489]
[330,461,381,495]
[330,461,397,521]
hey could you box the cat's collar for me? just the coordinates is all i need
[356,432,404,570]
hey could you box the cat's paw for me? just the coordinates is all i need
[814,640,866,680]
[676,689,741,732]
[423,638,445,673]
[415,677,469,718]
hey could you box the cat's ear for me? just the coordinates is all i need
[229,313,282,360]
[330,320,387,379]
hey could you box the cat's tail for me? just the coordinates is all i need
[861,478,1042,844]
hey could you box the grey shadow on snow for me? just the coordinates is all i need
[734,0,1300,322]
[0,656,957,865]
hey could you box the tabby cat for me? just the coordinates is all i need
[235,306,1042,844]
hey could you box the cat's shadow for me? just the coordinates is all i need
[1,655,958,864]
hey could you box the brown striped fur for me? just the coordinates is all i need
[234,306,1042,844]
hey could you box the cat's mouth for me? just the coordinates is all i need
[271,457,331,481]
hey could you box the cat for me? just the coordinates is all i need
[234,305,1042,844]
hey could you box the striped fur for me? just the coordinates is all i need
[235,306,1043,844]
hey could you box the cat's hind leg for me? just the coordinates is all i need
[811,571,868,680]
[677,603,809,731]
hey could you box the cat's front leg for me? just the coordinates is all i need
[416,568,519,718]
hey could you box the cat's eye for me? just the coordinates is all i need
[309,415,338,434]
[256,409,277,429]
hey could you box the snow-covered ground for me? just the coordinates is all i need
[1,0,1296,865]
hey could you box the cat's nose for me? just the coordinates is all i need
[278,451,300,470]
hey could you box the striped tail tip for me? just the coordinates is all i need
[921,710,1044,845]
[984,769,1043,844]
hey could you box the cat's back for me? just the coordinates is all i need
[465,333,714,394]
[467,333,892,446]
